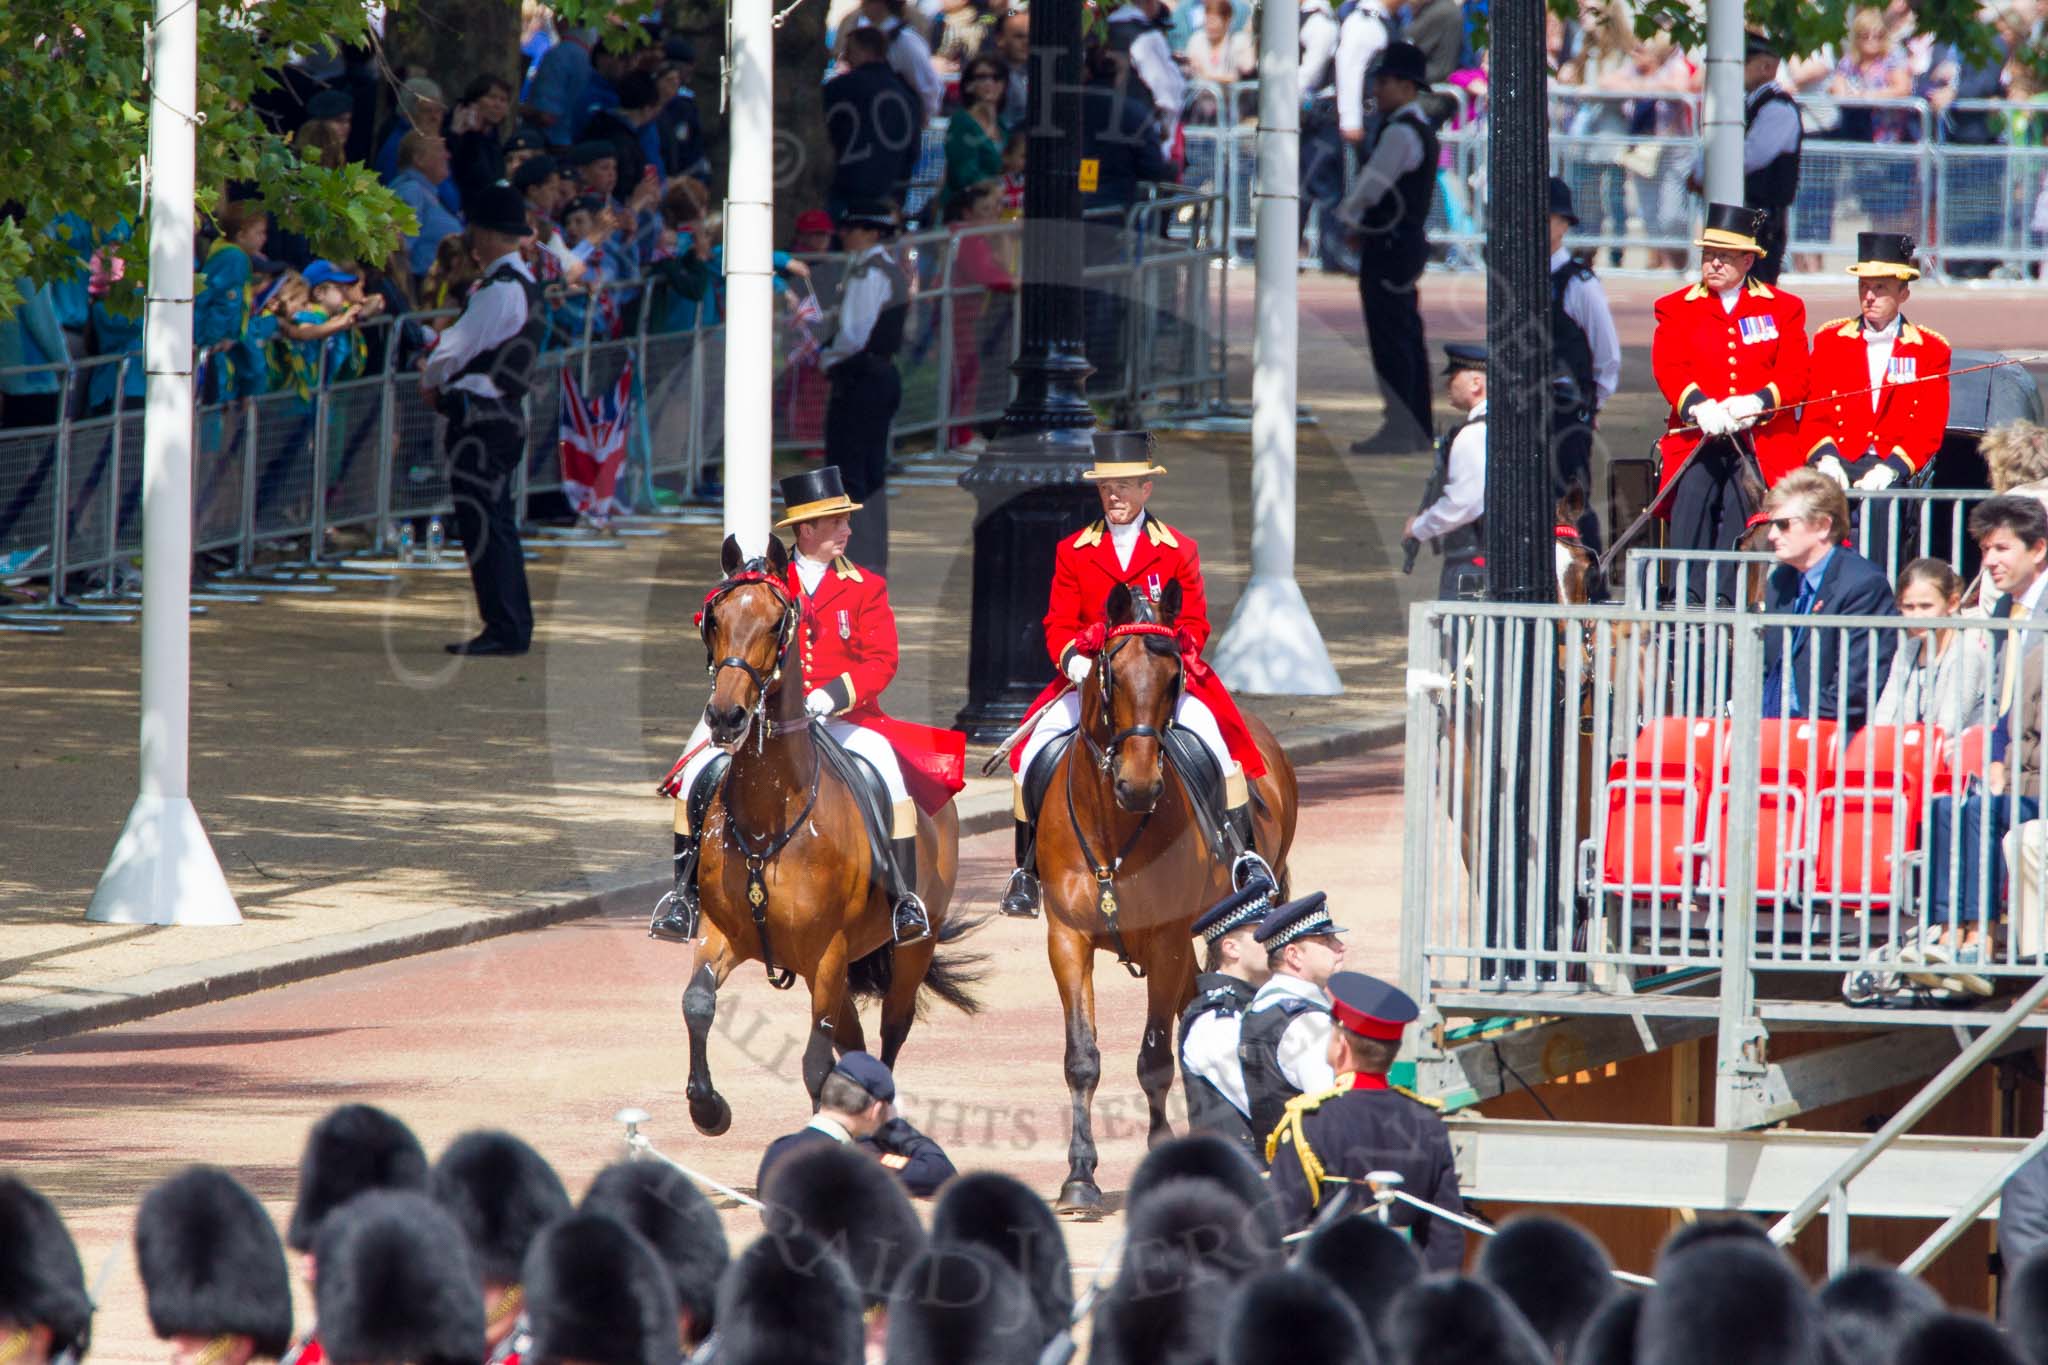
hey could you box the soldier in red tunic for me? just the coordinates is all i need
[660,466,941,945]
[1799,232,1950,491]
[1000,432,1272,916]
[1651,202,1810,603]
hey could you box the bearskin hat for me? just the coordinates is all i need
[714,1229,864,1365]
[0,1177,92,1359]
[1892,1311,2026,1365]
[1815,1263,1941,1364]
[135,1166,293,1358]
[1476,1214,1618,1359]
[1220,1268,1375,1365]
[1569,1292,1640,1365]
[1295,1212,1422,1355]
[312,1191,484,1365]
[758,1140,926,1310]
[522,1213,678,1365]
[929,1170,1073,1347]
[1635,1239,1825,1365]
[579,1160,727,1346]
[286,1104,428,1252]
[1127,1133,1282,1248]
[1382,1276,1552,1365]
[428,1130,571,1286]
[884,1243,1041,1365]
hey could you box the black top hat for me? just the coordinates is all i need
[1848,230,1921,280]
[1084,429,1168,480]
[287,1104,429,1253]
[776,465,865,528]
[580,1162,729,1346]
[1441,341,1487,376]
[839,199,900,234]
[1694,202,1768,256]
[468,182,536,238]
[137,1167,295,1359]
[1548,175,1579,226]
[1326,971,1420,1041]
[1253,892,1344,948]
[1371,41,1431,87]
[0,1177,93,1360]
[523,1214,680,1365]
[428,1129,572,1286]
[314,1192,484,1365]
[1192,878,1277,942]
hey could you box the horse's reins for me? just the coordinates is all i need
[1064,623,1185,979]
[698,563,819,991]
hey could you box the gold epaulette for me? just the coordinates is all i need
[831,555,865,582]
[1823,317,1858,338]
[1266,1083,1345,1208]
[1073,521,1106,549]
[1144,518,1180,548]
[1393,1083,1444,1110]
[1913,323,1948,345]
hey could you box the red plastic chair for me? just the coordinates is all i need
[1598,719,1726,899]
[1708,719,1838,901]
[1813,726,1944,910]
[1939,725,1989,794]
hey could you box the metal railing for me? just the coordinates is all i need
[0,205,1230,622]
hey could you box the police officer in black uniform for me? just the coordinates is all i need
[1548,177,1621,552]
[1741,33,1801,285]
[820,201,909,577]
[1238,892,1348,1159]
[1403,343,1488,599]
[1336,41,1440,454]
[1266,972,1465,1269]
[1178,879,1278,1155]
[422,182,546,657]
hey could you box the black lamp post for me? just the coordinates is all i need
[954,0,1101,742]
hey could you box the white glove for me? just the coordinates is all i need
[804,688,835,717]
[1691,398,1733,438]
[1813,453,1850,488]
[1722,392,1766,430]
[1065,653,1094,685]
[1855,461,1902,491]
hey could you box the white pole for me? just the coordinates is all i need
[722,8,775,556]
[1209,0,1342,697]
[88,0,240,925]
[1703,0,1745,203]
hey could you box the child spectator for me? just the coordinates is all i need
[195,200,279,401]
[420,236,482,318]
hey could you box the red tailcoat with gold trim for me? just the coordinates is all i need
[1651,277,1811,492]
[788,556,965,812]
[1797,315,1951,474]
[1019,515,1265,779]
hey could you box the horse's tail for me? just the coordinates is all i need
[847,912,991,1016]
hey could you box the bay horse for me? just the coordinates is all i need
[1037,579,1298,1215]
[677,535,982,1135]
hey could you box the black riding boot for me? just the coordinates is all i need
[651,829,703,942]
[890,835,931,945]
[1225,803,1273,889]
[1000,817,1040,918]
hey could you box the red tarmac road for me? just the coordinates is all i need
[2,750,1403,1364]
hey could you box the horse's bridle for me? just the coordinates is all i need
[697,562,803,734]
[1083,622,1185,773]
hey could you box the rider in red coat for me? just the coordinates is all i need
[1650,202,1810,603]
[1797,231,1951,491]
[1000,432,1270,917]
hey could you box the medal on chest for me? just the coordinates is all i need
[837,609,850,640]
[1145,572,1162,603]
[1737,315,1778,345]
[1887,355,1917,384]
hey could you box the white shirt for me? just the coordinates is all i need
[1336,3,1393,134]
[1180,993,1255,1118]
[1335,104,1427,227]
[1410,397,1487,543]
[1109,511,1146,570]
[1300,1,1340,95]
[795,552,830,595]
[422,250,534,399]
[1717,284,1743,315]
[1108,5,1185,153]
[880,16,944,120]
[1246,972,1337,1094]
[1864,316,1901,417]
[821,245,893,371]
[804,1114,853,1143]
[1550,247,1621,408]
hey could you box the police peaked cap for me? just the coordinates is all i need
[758,1140,926,1310]
[1253,892,1343,949]
[1127,1133,1282,1249]
[1475,1214,1616,1360]
[1296,1213,1422,1355]
[885,1244,1041,1365]
[1193,878,1276,942]
[428,1130,572,1286]
[136,1166,293,1358]
[286,1103,430,1252]
[313,1191,485,1365]
[928,1171,1073,1347]
[714,1229,864,1365]
[0,1177,93,1359]
[1382,1276,1553,1365]
[1219,1268,1374,1365]
[1637,1240,1826,1365]
[523,1213,679,1365]
[579,1160,729,1341]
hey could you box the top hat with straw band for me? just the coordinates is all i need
[1846,231,1921,280]
[1081,430,1168,481]
[775,466,864,528]
[1693,202,1769,256]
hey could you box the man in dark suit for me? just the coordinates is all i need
[824,27,923,220]
[756,1052,955,1197]
[1759,467,1898,726]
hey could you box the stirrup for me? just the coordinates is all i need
[999,869,1041,919]
[893,893,932,946]
[648,890,699,944]
[1231,849,1274,891]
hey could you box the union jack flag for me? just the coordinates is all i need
[786,280,824,369]
[558,362,634,528]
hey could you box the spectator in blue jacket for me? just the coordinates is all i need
[390,134,467,280]
[0,276,68,429]
[526,26,597,146]
[374,77,460,218]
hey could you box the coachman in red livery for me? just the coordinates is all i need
[1001,432,1272,917]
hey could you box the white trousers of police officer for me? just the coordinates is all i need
[672,714,915,838]
[1013,690,1239,811]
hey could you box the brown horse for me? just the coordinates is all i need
[1036,580,1298,1215]
[677,535,981,1135]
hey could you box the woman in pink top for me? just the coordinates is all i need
[944,180,1017,453]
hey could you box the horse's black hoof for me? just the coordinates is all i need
[1055,1180,1104,1220]
[689,1093,733,1136]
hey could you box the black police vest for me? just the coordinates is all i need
[1178,974,1259,1153]
[1301,7,1336,102]
[843,253,909,363]
[1744,85,1802,212]
[1423,412,1484,561]
[1550,258,1598,413]
[1359,106,1439,245]
[1238,992,1328,1156]
[454,264,547,405]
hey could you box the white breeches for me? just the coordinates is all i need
[1014,691,1233,787]
[675,716,912,835]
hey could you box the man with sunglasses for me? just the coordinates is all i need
[1651,201,1810,605]
[1236,892,1348,1162]
[1758,469,1897,726]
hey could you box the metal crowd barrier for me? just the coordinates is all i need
[1403,597,2048,1003]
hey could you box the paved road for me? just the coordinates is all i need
[1,750,1403,1365]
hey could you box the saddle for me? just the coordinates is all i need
[1020,722,1230,854]
[810,724,909,899]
